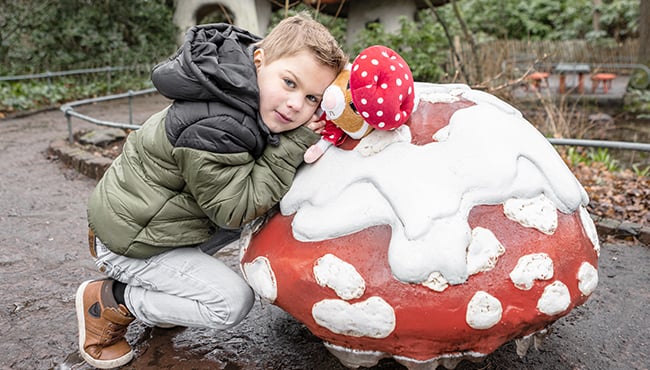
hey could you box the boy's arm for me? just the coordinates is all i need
[173,126,319,229]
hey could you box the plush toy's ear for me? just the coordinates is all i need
[321,65,351,122]
[350,45,415,131]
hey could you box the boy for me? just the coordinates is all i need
[75,13,346,369]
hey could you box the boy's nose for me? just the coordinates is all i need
[287,93,303,111]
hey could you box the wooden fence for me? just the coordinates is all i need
[452,39,640,82]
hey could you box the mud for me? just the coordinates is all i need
[0,94,648,370]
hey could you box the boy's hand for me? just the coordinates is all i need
[304,113,326,134]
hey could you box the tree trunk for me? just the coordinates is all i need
[639,0,650,65]
[592,0,601,32]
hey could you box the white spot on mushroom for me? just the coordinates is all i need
[579,206,600,256]
[312,296,396,338]
[577,262,598,296]
[504,194,558,234]
[377,97,384,104]
[361,71,368,78]
[420,92,460,104]
[467,227,506,275]
[242,256,277,303]
[396,78,403,87]
[510,253,554,290]
[421,271,449,292]
[537,281,571,315]
[371,58,379,65]
[313,254,366,300]
[466,291,502,329]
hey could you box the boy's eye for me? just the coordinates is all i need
[307,95,319,104]
[284,78,296,88]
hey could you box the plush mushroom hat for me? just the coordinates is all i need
[349,45,415,130]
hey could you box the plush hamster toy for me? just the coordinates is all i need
[304,45,415,163]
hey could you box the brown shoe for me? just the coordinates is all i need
[75,279,135,368]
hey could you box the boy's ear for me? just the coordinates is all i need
[253,49,264,68]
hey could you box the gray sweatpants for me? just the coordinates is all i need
[93,238,254,329]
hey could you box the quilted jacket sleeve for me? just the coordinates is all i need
[172,124,319,229]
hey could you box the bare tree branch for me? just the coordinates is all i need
[424,0,471,84]
[450,0,483,82]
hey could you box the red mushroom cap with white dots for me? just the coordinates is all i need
[350,45,415,131]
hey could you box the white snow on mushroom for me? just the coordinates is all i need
[281,83,589,285]
[509,253,554,290]
[313,254,366,300]
[312,296,396,338]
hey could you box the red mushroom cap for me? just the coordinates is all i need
[350,45,414,130]
[240,93,599,367]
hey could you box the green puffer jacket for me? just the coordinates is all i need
[87,23,319,258]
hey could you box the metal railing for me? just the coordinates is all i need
[548,138,650,152]
[60,88,157,142]
[0,65,150,93]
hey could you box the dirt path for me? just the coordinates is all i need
[0,95,648,370]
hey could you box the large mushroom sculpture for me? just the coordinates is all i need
[239,82,600,369]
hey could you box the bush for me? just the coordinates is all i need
[352,12,448,83]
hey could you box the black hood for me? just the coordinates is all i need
[152,23,262,118]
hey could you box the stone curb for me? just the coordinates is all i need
[47,138,650,246]
[48,139,113,181]
[590,215,650,246]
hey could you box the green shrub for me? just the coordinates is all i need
[352,13,448,83]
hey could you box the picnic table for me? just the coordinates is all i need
[554,63,591,93]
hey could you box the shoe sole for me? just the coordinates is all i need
[75,279,134,369]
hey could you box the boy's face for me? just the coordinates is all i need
[254,49,337,134]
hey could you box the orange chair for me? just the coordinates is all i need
[525,72,550,91]
[591,73,616,93]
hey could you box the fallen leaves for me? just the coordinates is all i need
[570,161,650,226]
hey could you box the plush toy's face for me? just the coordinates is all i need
[321,67,372,139]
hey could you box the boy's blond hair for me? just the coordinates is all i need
[256,12,347,74]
